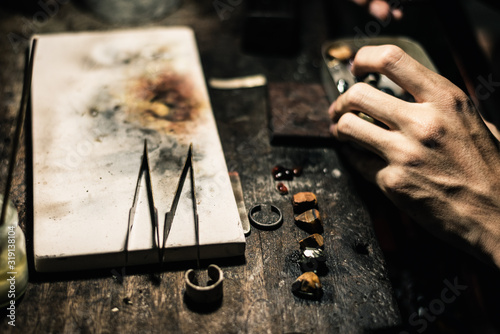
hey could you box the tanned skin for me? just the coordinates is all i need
[329,45,500,268]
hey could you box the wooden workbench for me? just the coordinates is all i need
[1,1,401,332]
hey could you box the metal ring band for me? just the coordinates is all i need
[185,264,224,304]
[248,204,283,230]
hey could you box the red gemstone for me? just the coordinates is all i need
[277,182,288,195]
[272,165,293,180]
[292,166,303,177]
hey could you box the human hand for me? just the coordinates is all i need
[329,45,500,267]
[351,0,403,21]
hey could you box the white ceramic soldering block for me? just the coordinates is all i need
[31,27,245,272]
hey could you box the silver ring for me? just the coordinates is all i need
[248,204,283,230]
[185,264,224,304]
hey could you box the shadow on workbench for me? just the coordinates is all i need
[348,174,500,334]
[27,256,246,284]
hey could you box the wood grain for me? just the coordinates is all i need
[0,1,400,333]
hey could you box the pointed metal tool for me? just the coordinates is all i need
[189,146,200,268]
[1,39,37,227]
[124,140,159,265]
[162,144,200,267]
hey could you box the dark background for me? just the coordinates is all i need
[1,0,500,333]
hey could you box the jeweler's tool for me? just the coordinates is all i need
[154,144,223,303]
[125,140,159,265]
[229,172,251,236]
[125,141,222,301]
[161,144,199,266]
[188,144,200,268]
[0,39,37,227]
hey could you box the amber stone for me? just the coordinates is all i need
[294,209,323,233]
[291,272,322,299]
[327,44,353,61]
[292,192,317,213]
[299,234,324,249]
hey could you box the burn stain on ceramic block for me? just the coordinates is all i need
[83,40,206,138]
[84,89,124,143]
[125,128,162,151]
[82,71,204,165]
[153,144,184,175]
[127,72,205,129]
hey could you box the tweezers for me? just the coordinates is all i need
[1,39,37,226]
[125,142,199,267]
[162,144,200,267]
[125,140,159,265]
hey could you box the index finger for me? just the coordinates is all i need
[351,45,448,102]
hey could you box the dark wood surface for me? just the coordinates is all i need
[0,1,401,333]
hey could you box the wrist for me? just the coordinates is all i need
[478,209,500,269]
[471,177,500,268]
[446,168,500,269]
